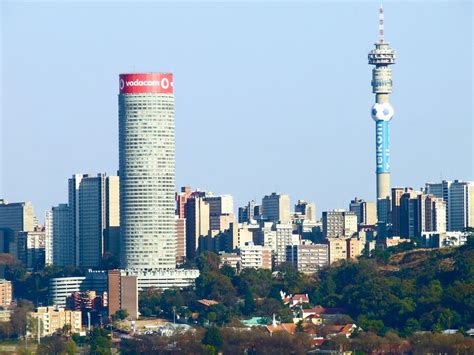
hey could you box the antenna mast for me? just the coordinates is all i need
[379,5,384,43]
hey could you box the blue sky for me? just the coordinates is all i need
[1,1,472,220]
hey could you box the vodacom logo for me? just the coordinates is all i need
[120,78,125,90]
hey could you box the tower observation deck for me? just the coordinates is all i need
[368,5,396,223]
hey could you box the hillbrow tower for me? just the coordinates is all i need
[118,73,176,271]
[368,6,396,222]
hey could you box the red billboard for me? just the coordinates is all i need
[119,73,173,94]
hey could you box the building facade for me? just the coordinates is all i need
[262,193,290,224]
[286,242,328,274]
[119,73,176,270]
[322,210,357,239]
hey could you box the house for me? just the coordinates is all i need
[281,291,310,307]
[197,299,219,308]
[323,323,357,338]
[301,306,346,323]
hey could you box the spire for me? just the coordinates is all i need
[379,4,384,44]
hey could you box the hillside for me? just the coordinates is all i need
[311,240,474,335]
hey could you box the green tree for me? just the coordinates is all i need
[202,326,223,349]
[242,289,256,316]
[37,335,67,355]
[111,309,129,321]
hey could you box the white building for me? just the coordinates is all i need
[119,73,176,270]
[323,210,358,239]
[273,223,296,266]
[448,181,474,231]
[240,242,272,270]
[44,210,53,266]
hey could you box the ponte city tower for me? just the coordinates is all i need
[368,5,396,221]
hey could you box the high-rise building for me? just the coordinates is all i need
[18,226,46,270]
[295,200,316,222]
[176,186,193,219]
[391,187,412,236]
[238,200,256,223]
[349,198,377,226]
[52,204,73,267]
[426,180,451,226]
[44,210,53,266]
[176,217,186,265]
[119,73,176,270]
[418,194,446,235]
[204,195,235,232]
[399,190,422,238]
[368,6,396,219]
[322,210,357,239]
[185,196,210,260]
[448,180,474,231]
[68,173,119,268]
[273,223,296,266]
[262,193,290,224]
[0,200,37,258]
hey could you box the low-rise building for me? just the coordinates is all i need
[30,306,82,337]
[327,238,347,264]
[0,280,12,308]
[219,252,241,270]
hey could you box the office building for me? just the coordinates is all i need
[44,210,53,266]
[204,195,234,232]
[176,217,186,265]
[185,196,210,259]
[349,198,376,226]
[368,6,396,219]
[67,173,119,269]
[0,280,12,308]
[0,200,37,258]
[418,194,446,235]
[286,242,328,274]
[52,204,74,267]
[176,186,193,218]
[262,193,290,224]
[30,307,82,337]
[322,210,357,239]
[17,226,46,270]
[399,190,422,238]
[426,180,451,227]
[238,200,256,223]
[391,187,413,236]
[295,200,316,222]
[273,223,297,266]
[448,180,474,231]
[219,252,241,270]
[119,73,176,270]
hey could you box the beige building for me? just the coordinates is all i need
[18,226,46,269]
[294,200,316,222]
[346,238,365,259]
[262,193,290,224]
[323,210,357,239]
[185,196,210,259]
[219,252,241,270]
[418,194,446,235]
[240,242,272,270]
[30,307,82,337]
[0,280,12,308]
[327,238,347,264]
[273,223,295,266]
[349,198,376,225]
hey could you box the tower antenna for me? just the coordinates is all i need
[379,4,384,44]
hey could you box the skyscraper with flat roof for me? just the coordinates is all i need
[119,73,176,270]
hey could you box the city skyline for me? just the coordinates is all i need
[2,1,472,217]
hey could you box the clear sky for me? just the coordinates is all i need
[1,0,472,221]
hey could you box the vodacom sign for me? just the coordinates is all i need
[119,73,174,94]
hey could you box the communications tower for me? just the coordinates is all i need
[368,5,396,222]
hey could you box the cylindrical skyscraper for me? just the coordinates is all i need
[368,6,396,222]
[118,73,176,271]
